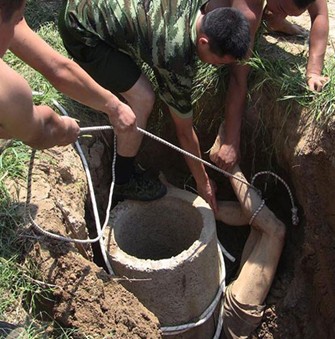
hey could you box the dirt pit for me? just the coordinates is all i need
[8,98,334,338]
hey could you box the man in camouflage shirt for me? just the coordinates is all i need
[59,0,250,211]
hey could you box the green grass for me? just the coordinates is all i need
[1,0,334,336]
[0,257,38,315]
[308,58,335,121]
[0,142,45,335]
[248,48,335,125]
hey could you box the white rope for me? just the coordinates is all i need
[161,244,225,336]
[26,119,298,266]
[24,100,116,274]
[80,125,299,226]
[80,126,255,189]
[218,240,236,263]
[249,199,266,226]
[25,101,299,338]
[251,171,299,225]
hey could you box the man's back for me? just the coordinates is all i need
[61,0,208,114]
[63,0,205,66]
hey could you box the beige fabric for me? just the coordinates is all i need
[222,282,265,339]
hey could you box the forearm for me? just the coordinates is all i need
[223,72,248,148]
[24,106,67,149]
[178,128,209,186]
[8,105,79,150]
[306,2,329,77]
[0,106,77,150]
[44,60,124,118]
[10,19,125,121]
[306,20,328,77]
[168,110,209,185]
[0,59,79,149]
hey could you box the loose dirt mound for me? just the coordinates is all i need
[9,145,161,338]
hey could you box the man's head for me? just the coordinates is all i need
[197,8,250,66]
[0,0,24,22]
[266,0,315,17]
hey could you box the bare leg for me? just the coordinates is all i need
[238,227,260,270]
[227,165,287,305]
[231,218,285,305]
[117,73,155,157]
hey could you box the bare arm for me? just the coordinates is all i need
[0,59,79,149]
[9,19,136,134]
[209,0,264,170]
[306,0,329,91]
[169,110,217,212]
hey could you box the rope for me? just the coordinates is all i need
[23,99,300,337]
[24,100,117,274]
[161,244,225,335]
[249,200,266,226]
[80,126,256,190]
[26,119,299,267]
[80,125,299,226]
[251,171,299,225]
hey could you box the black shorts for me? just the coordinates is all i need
[58,8,141,93]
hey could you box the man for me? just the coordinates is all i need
[209,0,329,171]
[58,0,251,211]
[0,0,137,150]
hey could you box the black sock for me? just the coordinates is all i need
[114,154,135,185]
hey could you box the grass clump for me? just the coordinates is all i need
[248,49,335,126]
[0,143,78,338]
[308,58,335,122]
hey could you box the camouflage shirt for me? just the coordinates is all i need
[63,0,208,116]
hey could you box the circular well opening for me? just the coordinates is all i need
[113,197,203,260]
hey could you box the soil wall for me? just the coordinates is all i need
[246,95,335,338]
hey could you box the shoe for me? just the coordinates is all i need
[113,171,167,202]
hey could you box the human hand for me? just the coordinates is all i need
[108,101,137,135]
[58,116,80,145]
[210,143,240,172]
[30,106,80,149]
[196,178,218,213]
[307,73,329,92]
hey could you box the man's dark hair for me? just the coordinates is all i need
[0,0,24,22]
[201,8,250,60]
[293,0,315,9]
